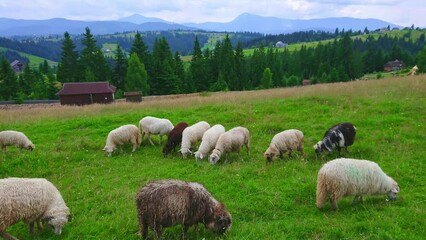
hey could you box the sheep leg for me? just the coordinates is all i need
[154,225,163,240]
[29,221,35,235]
[182,225,190,239]
[159,135,163,145]
[245,142,250,155]
[37,219,43,230]
[147,133,155,146]
[330,196,339,211]
[138,215,148,240]
[0,231,18,240]
[352,196,360,205]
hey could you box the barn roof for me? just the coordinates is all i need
[57,82,116,95]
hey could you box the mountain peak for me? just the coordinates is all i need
[118,14,167,24]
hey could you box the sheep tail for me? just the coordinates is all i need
[316,175,327,209]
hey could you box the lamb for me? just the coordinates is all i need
[313,122,356,157]
[194,124,226,161]
[139,116,174,145]
[0,178,71,240]
[103,124,140,157]
[136,179,232,240]
[264,129,304,162]
[180,121,211,158]
[162,122,189,157]
[316,158,400,211]
[209,127,250,165]
[0,130,35,151]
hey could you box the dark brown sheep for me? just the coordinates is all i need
[135,179,232,239]
[313,122,356,157]
[162,122,188,157]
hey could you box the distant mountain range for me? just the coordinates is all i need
[0,13,401,36]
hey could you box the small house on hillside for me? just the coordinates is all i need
[384,59,405,72]
[10,60,25,74]
[124,91,143,102]
[57,82,116,105]
[275,41,288,48]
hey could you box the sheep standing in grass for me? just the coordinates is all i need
[139,116,174,145]
[264,129,304,162]
[195,124,226,161]
[316,158,400,211]
[180,121,210,158]
[314,122,356,157]
[0,130,35,151]
[162,122,189,157]
[136,179,232,240]
[103,124,140,156]
[209,127,250,165]
[0,178,71,239]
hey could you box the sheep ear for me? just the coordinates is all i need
[391,186,400,193]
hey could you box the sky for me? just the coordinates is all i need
[1,0,424,27]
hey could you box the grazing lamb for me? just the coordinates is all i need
[264,129,304,162]
[0,178,71,239]
[180,121,211,158]
[139,116,174,145]
[0,130,35,151]
[195,124,226,161]
[209,127,250,165]
[316,158,400,211]
[162,122,189,157]
[103,124,140,157]
[136,179,232,240]
[313,122,356,157]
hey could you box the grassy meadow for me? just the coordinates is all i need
[0,75,425,239]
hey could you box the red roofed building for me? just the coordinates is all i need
[57,82,116,105]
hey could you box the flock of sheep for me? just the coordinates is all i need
[0,116,400,240]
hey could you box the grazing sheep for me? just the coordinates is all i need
[0,130,35,151]
[103,124,140,157]
[180,121,211,158]
[195,124,226,161]
[136,179,232,240]
[139,116,174,145]
[264,129,304,162]
[313,122,356,157]
[162,122,189,157]
[209,127,250,165]
[316,158,400,211]
[0,178,71,239]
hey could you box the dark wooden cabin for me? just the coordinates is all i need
[124,91,143,102]
[57,82,116,105]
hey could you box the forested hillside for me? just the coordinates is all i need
[0,28,425,101]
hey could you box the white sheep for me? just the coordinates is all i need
[103,124,140,156]
[0,130,35,151]
[0,178,71,239]
[139,116,174,145]
[209,127,250,165]
[264,129,304,162]
[316,158,400,211]
[194,124,226,161]
[180,121,211,158]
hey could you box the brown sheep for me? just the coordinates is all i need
[162,122,189,157]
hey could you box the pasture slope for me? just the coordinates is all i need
[0,75,425,239]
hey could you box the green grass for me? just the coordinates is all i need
[0,76,425,239]
[0,47,58,69]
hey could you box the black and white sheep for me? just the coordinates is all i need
[209,127,250,165]
[313,122,356,156]
[139,116,174,145]
[0,130,35,151]
[136,179,232,239]
[316,158,400,211]
[162,122,189,157]
[0,178,71,239]
[103,124,140,156]
[180,121,211,158]
[194,124,226,161]
[264,129,304,162]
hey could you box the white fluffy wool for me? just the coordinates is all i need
[209,127,250,164]
[139,116,174,145]
[103,124,140,156]
[316,158,400,210]
[0,130,35,151]
[0,178,70,239]
[194,124,225,160]
[264,129,304,161]
[180,121,211,158]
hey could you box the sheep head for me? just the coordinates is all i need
[209,149,221,165]
[264,145,278,162]
[103,146,116,156]
[195,151,205,161]
[26,143,35,151]
[387,177,400,200]
[44,213,70,235]
[205,204,232,235]
[313,141,325,154]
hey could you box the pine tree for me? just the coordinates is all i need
[57,32,79,83]
[219,35,237,90]
[113,45,127,92]
[173,51,184,94]
[234,42,246,90]
[416,45,426,72]
[190,36,207,91]
[151,37,177,95]
[0,56,18,100]
[125,53,149,94]
[130,32,151,82]
[260,67,273,89]
[80,27,110,82]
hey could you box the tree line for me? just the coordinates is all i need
[0,27,425,101]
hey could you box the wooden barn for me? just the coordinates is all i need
[57,82,116,105]
[384,59,405,72]
[124,91,143,102]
